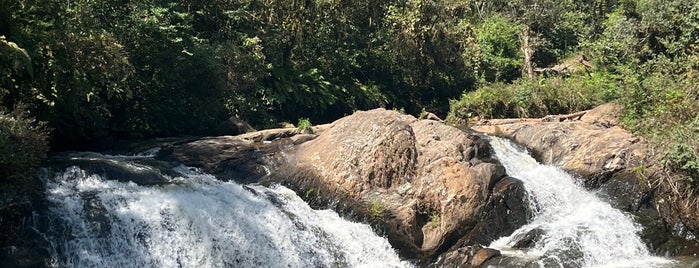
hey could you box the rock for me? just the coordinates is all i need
[0,193,51,267]
[216,116,255,135]
[471,103,699,255]
[273,109,527,259]
[511,228,545,249]
[446,177,531,250]
[473,104,649,184]
[481,254,540,268]
[425,112,443,122]
[46,153,179,186]
[430,245,503,268]
[471,248,501,266]
[157,135,296,183]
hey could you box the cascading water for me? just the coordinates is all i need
[39,153,411,268]
[487,137,672,268]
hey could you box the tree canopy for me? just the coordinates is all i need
[0,0,697,164]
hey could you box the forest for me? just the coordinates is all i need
[0,0,698,195]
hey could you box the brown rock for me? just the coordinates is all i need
[470,248,501,267]
[472,103,649,188]
[274,109,521,259]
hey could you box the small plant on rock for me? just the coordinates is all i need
[304,187,320,198]
[369,200,384,217]
[297,118,314,134]
[428,213,441,229]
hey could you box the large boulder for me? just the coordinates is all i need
[471,103,699,255]
[272,109,530,260]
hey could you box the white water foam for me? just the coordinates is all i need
[43,163,411,268]
[487,137,673,268]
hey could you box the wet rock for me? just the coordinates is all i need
[156,135,293,183]
[481,254,540,268]
[471,248,501,266]
[46,153,178,185]
[0,199,51,267]
[512,228,545,249]
[430,245,501,268]
[468,177,532,245]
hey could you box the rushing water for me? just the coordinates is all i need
[40,153,411,268]
[487,137,673,268]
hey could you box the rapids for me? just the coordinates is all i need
[40,153,410,268]
[487,137,673,268]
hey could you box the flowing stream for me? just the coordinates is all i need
[29,138,687,267]
[487,137,673,268]
[39,152,410,268]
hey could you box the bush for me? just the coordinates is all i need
[0,106,49,188]
[616,58,699,187]
[447,72,618,124]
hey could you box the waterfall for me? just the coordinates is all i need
[40,153,411,268]
[487,137,672,268]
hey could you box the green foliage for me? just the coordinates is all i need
[582,10,646,72]
[448,72,617,123]
[296,118,313,134]
[304,187,321,198]
[378,0,479,115]
[418,108,428,119]
[476,15,523,83]
[0,106,49,187]
[369,201,384,217]
[616,53,699,187]
[428,213,441,229]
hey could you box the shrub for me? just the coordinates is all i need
[616,56,699,188]
[447,72,617,125]
[428,213,441,229]
[0,106,49,191]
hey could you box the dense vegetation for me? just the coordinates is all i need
[446,0,699,192]
[0,1,697,205]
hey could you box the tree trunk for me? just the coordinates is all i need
[522,25,534,79]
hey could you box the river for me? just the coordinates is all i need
[24,137,693,267]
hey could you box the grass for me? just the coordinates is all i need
[446,72,618,125]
